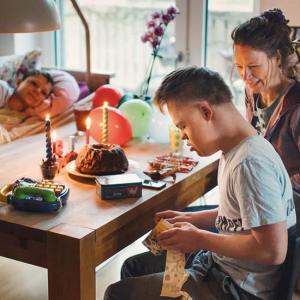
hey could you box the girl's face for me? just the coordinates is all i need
[16,75,52,108]
[233,44,281,94]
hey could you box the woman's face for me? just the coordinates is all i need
[233,44,281,93]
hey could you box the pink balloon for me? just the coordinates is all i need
[89,107,132,146]
[92,84,123,108]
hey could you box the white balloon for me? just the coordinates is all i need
[149,107,173,143]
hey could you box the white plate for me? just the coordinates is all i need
[65,160,96,179]
[65,160,136,179]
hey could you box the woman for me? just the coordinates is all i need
[231,8,300,222]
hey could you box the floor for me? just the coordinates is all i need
[0,187,299,300]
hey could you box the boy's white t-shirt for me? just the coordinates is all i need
[0,80,13,108]
[213,135,296,300]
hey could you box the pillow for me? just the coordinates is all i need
[44,69,80,117]
[0,54,24,87]
[0,49,42,88]
[48,69,80,101]
[16,49,42,84]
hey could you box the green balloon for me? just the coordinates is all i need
[117,93,134,108]
[119,99,153,138]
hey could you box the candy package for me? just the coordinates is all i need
[143,219,172,255]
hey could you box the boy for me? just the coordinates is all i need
[104,67,296,300]
[0,70,53,116]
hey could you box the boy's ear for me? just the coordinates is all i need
[197,101,213,121]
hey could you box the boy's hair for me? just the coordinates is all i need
[154,66,232,110]
[23,70,54,86]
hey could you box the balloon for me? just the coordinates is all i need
[148,107,173,143]
[119,99,153,138]
[92,84,124,108]
[117,93,135,108]
[89,107,132,146]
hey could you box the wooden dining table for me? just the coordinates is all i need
[0,122,218,300]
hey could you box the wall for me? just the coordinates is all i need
[0,35,15,56]
[259,0,300,26]
[0,32,56,66]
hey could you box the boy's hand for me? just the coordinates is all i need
[155,210,191,224]
[157,222,203,253]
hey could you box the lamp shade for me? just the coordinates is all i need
[0,0,60,33]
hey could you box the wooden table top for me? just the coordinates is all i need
[0,122,219,264]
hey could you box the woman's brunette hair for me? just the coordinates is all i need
[231,8,300,79]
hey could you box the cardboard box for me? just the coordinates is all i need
[95,173,142,200]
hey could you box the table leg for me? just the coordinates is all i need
[47,223,96,300]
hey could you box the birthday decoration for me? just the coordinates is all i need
[117,93,135,108]
[52,130,57,156]
[92,84,123,108]
[89,107,132,146]
[42,115,58,179]
[45,114,53,162]
[148,107,172,143]
[86,117,91,144]
[118,99,152,138]
[102,102,108,144]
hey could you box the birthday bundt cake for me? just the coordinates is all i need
[75,144,129,175]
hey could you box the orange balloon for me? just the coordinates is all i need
[89,107,132,146]
[92,84,123,108]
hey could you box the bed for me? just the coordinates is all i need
[0,66,112,144]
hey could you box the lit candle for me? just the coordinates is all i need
[86,116,91,145]
[45,114,53,162]
[102,101,108,144]
[68,135,75,152]
[52,130,57,155]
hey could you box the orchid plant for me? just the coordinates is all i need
[140,6,179,99]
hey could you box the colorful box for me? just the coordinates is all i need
[95,173,143,200]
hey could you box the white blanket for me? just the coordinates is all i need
[0,107,74,144]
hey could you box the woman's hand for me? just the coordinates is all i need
[157,222,204,253]
[155,210,192,224]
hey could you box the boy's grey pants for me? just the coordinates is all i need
[104,251,261,300]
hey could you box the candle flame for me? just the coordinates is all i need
[103,101,108,107]
[86,116,91,129]
[52,130,56,142]
[45,114,50,121]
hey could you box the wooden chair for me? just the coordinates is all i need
[277,225,300,300]
[290,26,300,41]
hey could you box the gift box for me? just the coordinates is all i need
[95,173,142,200]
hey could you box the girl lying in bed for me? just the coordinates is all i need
[0,69,80,144]
[0,70,53,116]
[0,69,80,119]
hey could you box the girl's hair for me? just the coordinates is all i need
[231,8,300,80]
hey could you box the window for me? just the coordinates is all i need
[58,0,176,95]
[205,0,255,110]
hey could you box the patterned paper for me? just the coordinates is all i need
[143,219,191,299]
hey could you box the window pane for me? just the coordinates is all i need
[206,0,255,111]
[60,0,176,95]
